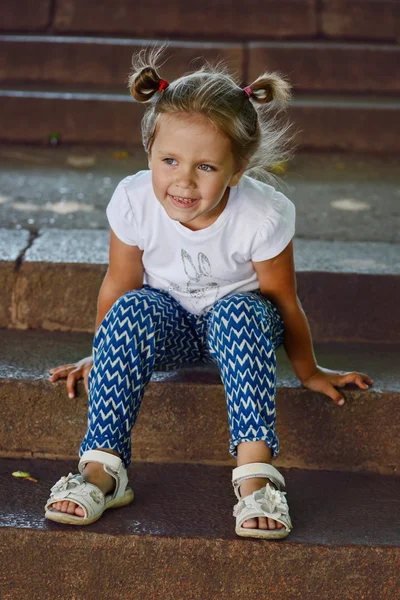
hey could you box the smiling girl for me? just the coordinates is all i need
[46,46,372,538]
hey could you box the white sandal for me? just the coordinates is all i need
[45,450,134,525]
[232,462,292,539]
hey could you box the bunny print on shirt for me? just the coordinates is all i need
[167,249,233,313]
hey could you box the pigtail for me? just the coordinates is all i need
[246,72,291,107]
[128,44,169,102]
[243,72,297,185]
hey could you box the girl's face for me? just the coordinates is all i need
[148,112,245,231]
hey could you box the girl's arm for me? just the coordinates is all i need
[252,241,373,405]
[96,229,144,329]
[49,230,144,397]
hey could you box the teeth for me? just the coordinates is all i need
[173,195,196,203]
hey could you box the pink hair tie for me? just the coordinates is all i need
[243,86,252,98]
[158,79,169,93]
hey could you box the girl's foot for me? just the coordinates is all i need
[49,462,115,517]
[239,476,285,530]
[236,441,285,531]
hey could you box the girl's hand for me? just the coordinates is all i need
[301,366,373,406]
[48,356,94,398]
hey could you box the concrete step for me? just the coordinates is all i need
[1,86,399,152]
[1,457,399,599]
[1,147,399,243]
[0,328,398,475]
[2,35,399,95]
[1,229,399,341]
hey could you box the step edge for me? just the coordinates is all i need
[1,88,400,108]
[1,34,400,52]
[0,376,398,397]
[1,450,398,477]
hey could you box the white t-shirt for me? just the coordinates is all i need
[106,170,295,315]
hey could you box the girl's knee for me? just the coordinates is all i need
[95,289,167,346]
[208,292,284,353]
[111,287,169,318]
[113,287,149,308]
[211,292,273,331]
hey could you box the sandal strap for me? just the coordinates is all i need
[233,483,292,532]
[78,450,128,500]
[78,450,123,473]
[46,474,105,520]
[232,462,285,500]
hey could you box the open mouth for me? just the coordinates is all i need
[169,194,199,207]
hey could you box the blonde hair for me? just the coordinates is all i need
[128,45,297,183]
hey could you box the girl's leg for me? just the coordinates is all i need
[51,286,202,515]
[81,286,203,466]
[205,291,285,529]
[206,291,284,458]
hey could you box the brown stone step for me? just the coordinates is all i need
[0,457,398,600]
[321,0,400,42]
[2,0,51,31]
[0,35,243,89]
[0,329,398,475]
[0,87,143,145]
[3,0,399,43]
[291,95,400,152]
[3,229,399,342]
[52,0,317,39]
[248,41,400,94]
[2,36,399,94]
[1,87,399,152]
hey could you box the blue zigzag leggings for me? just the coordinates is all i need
[80,285,285,467]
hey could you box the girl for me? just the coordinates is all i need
[46,46,372,539]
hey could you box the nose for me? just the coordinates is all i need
[175,165,195,190]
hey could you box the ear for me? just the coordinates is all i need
[147,153,152,170]
[228,155,249,186]
[228,163,247,187]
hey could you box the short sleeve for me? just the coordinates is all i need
[106,178,139,246]
[251,190,296,262]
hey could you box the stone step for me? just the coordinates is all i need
[1,229,399,342]
[1,35,399,94]
[0,35,243,89]
[4,0,397,43]
[322,0,400,42]
[0,86,399,151]
[0,328,398,475]
[50,0,319,39]
[2,0,52,31]
[1,146,399,243]
[2,0,399,43]
[248,40,400,94]
[1,457,398,599]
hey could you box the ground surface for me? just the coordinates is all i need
[0,146,399,242]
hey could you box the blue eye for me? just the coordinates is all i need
[162,159,214,171]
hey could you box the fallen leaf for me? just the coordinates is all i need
[12,471,31,478]
[25,476,39,483]
[113,151,130,160]
[67,155,96,168]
